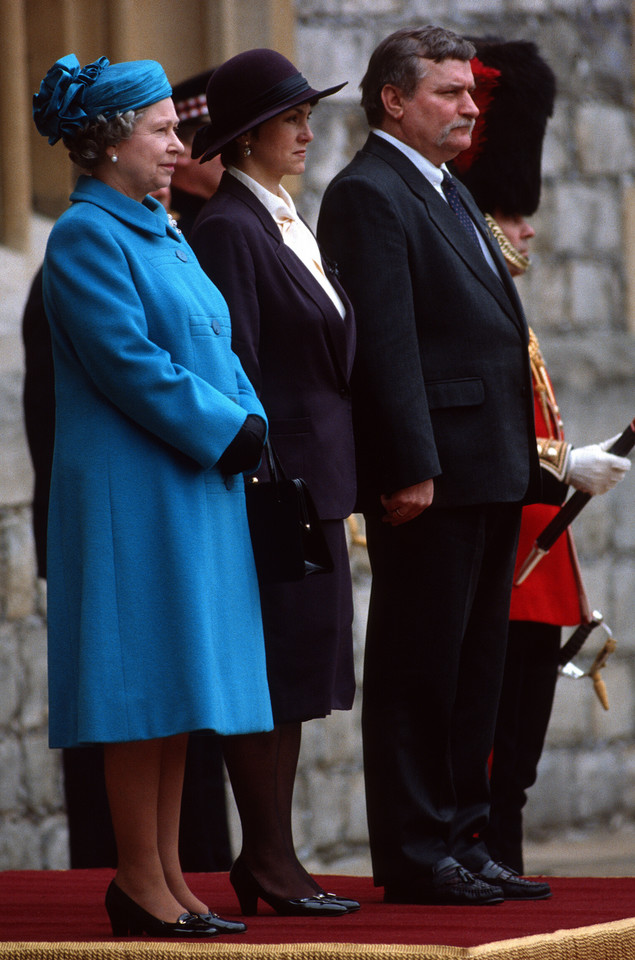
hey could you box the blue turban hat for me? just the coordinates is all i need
[33,54,172,145]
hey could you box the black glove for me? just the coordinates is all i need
[216,414,266,476]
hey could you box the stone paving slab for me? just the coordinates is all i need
[524,825,635,877]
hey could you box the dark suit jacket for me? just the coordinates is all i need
[317,134,541,514]
[191,171,356,520]
[22,265,55,578]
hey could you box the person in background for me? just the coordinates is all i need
[33,53,272,936]
[169,69,224,235]
[318,25,546,906]
[166,66,234,872]
[22,70,233,874]
[451,37,631,874]
[22,265,56,583]
[190,49,358,918]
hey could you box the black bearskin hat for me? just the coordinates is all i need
[451,38,556,217]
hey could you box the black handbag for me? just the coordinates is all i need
[245,440,333,584]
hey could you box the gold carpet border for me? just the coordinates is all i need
[2,918,634,960]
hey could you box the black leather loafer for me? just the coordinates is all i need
[473,860,552,900]
[384,859,504,906]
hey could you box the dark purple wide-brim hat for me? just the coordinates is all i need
[192,48,346,163]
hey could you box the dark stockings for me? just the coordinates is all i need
[223,721,319,899]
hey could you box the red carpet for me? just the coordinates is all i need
[1,870,634,958]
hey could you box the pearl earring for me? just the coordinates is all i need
[111,154,118,164]
[243,145,251,158]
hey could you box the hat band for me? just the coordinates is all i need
[214,71,312,132]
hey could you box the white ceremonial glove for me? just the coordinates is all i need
[565,436,631,495]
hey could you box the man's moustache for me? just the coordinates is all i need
[450,120,475,134]
[436,119,475,145]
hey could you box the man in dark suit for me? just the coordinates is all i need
[318,24,547,904]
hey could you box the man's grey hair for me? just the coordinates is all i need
[360,25,476,127]
[66,109,145,170]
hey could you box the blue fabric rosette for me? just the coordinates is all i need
[33,54,172,145]
[33,54,109,145]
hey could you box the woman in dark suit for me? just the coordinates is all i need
[190,49,358,917]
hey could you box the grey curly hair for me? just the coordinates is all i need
[65,109,145,169]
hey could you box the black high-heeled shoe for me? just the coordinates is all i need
[229,857,348,917]
[315,889,361,912]
[196,911,247,934]
[105,880,220,938]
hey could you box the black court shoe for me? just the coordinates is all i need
[196,911,247,934]
[229,857,349,917]
[315,888,361,912]
[105,880,220,938]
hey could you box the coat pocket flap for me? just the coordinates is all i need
[426,377,484,410]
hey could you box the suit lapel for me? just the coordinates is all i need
[363,136,527,334]
[218,173,354,382]
[275,242,354,383]
[457,181,527,320]
[218,171,280,241]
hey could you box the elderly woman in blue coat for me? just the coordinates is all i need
[33,55,273,938]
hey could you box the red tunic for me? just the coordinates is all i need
[509,331,587,626]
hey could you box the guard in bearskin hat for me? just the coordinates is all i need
[452,39,630,873]
[169,68,224,236]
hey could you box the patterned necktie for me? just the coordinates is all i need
[441,172,481,248]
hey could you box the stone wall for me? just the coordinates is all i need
[1,0,634,871]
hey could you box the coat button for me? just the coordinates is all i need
[176,249,188,262]
[211,320,221,334]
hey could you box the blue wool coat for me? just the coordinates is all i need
[43,175,273,748]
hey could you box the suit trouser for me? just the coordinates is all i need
[484,620,561,873]
[362,501,522,885]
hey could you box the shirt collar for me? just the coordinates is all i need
[227,166,298,224]
[371,128,449,195]
[371,130,502,277]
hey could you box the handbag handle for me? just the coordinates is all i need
[262,438,287,484]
